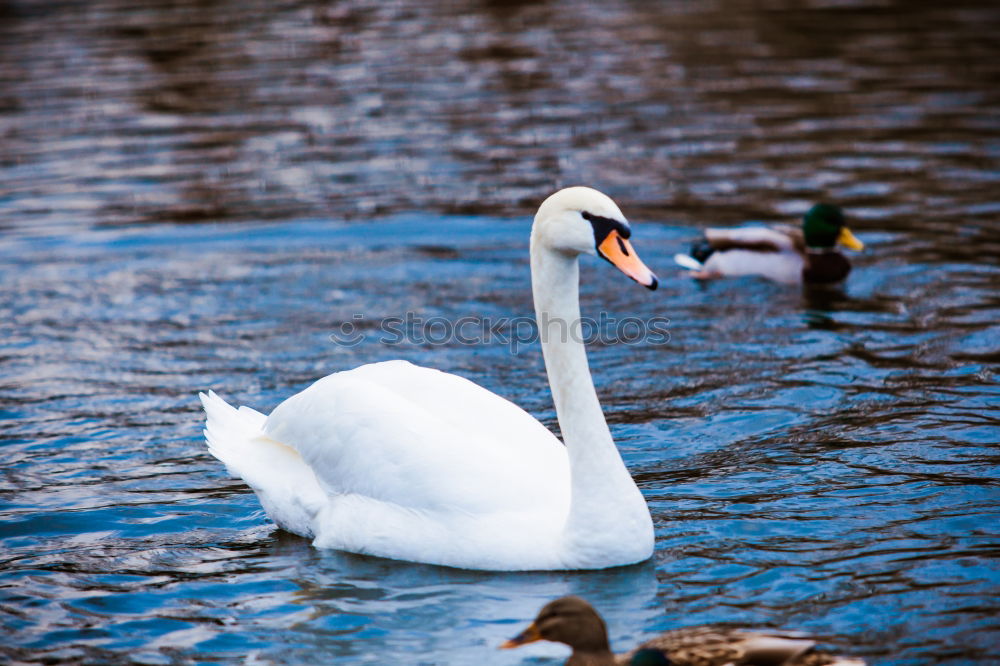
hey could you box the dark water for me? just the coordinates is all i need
[2,0,999,664]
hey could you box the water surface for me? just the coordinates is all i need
[1,0,999,664]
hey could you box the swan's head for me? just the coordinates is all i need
[500,596,611,654]
[533,187,658,290]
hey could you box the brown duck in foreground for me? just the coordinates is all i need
[501,596,865,666]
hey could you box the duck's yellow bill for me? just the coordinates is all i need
[499,622,542,649]
[597,230,658,290]
[838,227,864,251]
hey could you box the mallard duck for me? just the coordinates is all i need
[501,596,865,666]
[673,204,864,284]
[200,187,658,571]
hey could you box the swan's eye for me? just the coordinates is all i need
[581,211,631,248]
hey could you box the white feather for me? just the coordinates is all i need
[673,253,704,271]
[199,187,654,571]
[201,391,326,537]
[702,249,804,284]
[705,225,798,251]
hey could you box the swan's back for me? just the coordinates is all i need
[264,360,570,515]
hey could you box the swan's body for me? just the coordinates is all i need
[204,360,575,568]
[674,204,863,285]
[201,187,658,571]
[502,596,867,666]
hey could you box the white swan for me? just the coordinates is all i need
[200,187,659,571]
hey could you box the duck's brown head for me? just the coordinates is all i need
[500,596,612,653]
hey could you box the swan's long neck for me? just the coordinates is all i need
[530,236,651,563]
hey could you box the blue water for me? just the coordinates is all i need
[2,0,1000,662]
[1,215,998,664]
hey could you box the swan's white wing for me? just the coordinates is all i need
[263,360,570,516]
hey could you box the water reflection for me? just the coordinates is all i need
[283,541,659,663]
[1,0,999,663]
[2,214,997,662]
[1,1,997,230]
[801,285,852,329]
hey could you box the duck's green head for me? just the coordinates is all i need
[803,204,863,251]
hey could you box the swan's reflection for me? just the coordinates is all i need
[270,533,659,663]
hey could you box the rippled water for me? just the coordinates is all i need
[2,0,999,664]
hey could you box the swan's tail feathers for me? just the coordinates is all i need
[199,391,325,538]
[673,253,704,271]
[200,390,266,477]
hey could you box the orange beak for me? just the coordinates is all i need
[499,622,542,649]
[598,230,658,290]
